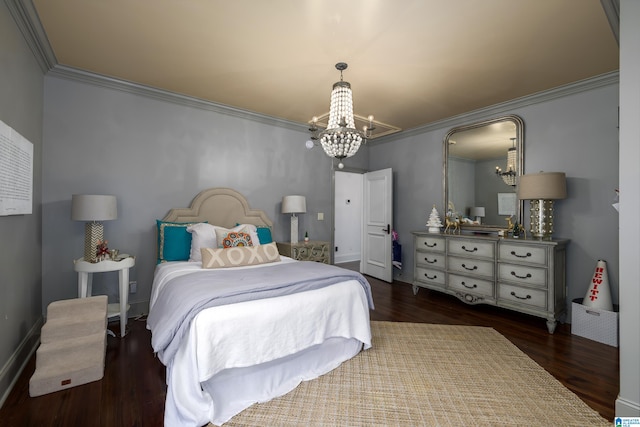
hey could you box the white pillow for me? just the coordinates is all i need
[186,223,217,262]
[187,223,261,262]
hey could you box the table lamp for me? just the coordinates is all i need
[281,195,306,244]
[517,172,566,239]
[469,207,485,224]
[72,194,117,262]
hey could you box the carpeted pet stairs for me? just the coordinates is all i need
[29,295,108,397]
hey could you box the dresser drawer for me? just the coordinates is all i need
[448,239,494,259]
[499,243,547,266]
[415,252,445,269]
[415,235,445,253]
[498,263,547,287]
[449,273,494,297]
[448,256,494,278]
[499,283,547,309]
[415,267,446,287]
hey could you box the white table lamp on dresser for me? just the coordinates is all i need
[282,195,306,244]
[469,206,485,224]
[71,194,117,263]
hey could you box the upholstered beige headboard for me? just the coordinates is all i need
[162,187,273,229]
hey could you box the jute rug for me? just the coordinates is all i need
[223,321,609,426]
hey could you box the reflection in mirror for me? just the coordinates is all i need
[443,115,524,231]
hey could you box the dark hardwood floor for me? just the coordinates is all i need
[0,264,618,426]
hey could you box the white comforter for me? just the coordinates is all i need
[148,259,373,426]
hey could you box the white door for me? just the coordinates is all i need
[362,168,393,282]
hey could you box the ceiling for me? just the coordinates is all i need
[31,0,618,138]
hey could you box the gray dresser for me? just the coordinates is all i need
[412,231,568,333]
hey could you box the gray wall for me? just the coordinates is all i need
[369,81,620,310]
[41,74,364,314]
[0,2,44,405]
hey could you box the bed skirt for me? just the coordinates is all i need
[163,280,372,426]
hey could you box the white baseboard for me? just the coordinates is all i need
[0,317,43,409]
[616,395,640,417]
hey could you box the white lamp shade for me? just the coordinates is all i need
[518,172,567,200]
[282,195,307,214]
[71,195,118,221]
[469,207,485,218]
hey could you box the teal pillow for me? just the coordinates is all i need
[156,220,204,263]
[256,226,273,244]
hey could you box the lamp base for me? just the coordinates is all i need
[84,222,104,263]
[290,214,299,244]
[529,199,555,239]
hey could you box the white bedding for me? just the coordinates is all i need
[148,259,373,427]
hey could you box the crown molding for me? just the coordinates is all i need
[600,0,620,45]
[47,65,307,132]
[5,0,57,73]
[373,71,620,145]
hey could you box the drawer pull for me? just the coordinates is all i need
[510,250,532,258]
[510,291,532,300]
[424,257,438,264]
[461,245,477,253]
[461,263,478,271]
[424,242,437,248]
[461,281,477,289]
[511,271,532,279]
[424,273,437,280]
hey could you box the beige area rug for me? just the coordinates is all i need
[223,321,609,427]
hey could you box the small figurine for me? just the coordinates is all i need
[444,215,460,234]
[512,221,521,238]
[426,205,443,233]
[505,217,526,239]
[96,240,109,261]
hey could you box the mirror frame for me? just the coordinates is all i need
[443,114,525,232]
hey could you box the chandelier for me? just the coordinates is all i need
[308,62,373,169]
[495,138,517,186]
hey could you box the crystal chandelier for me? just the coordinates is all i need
[308,62,372,169]
[495,138,517,186]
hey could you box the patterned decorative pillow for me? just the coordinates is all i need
[221,231,253,248]
[157,220,205,263]
[201,242,281,269]
[214,225,253,248]
[234,223,262,246]
[188,223,257,262]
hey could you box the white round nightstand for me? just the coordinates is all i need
[73,255,135,337]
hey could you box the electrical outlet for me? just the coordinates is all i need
[129,281,137,294]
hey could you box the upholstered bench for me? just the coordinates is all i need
[29,295,108,397]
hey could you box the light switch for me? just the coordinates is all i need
[317,212,324,221]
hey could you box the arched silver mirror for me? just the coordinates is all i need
[443,115,524,231]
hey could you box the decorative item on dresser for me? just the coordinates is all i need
[276,240,330,264]
[412,231,568,333]
[518,172,567,239]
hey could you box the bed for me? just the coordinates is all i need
[146,188,374,427]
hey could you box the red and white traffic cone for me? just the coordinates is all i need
[583,259,613,311]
